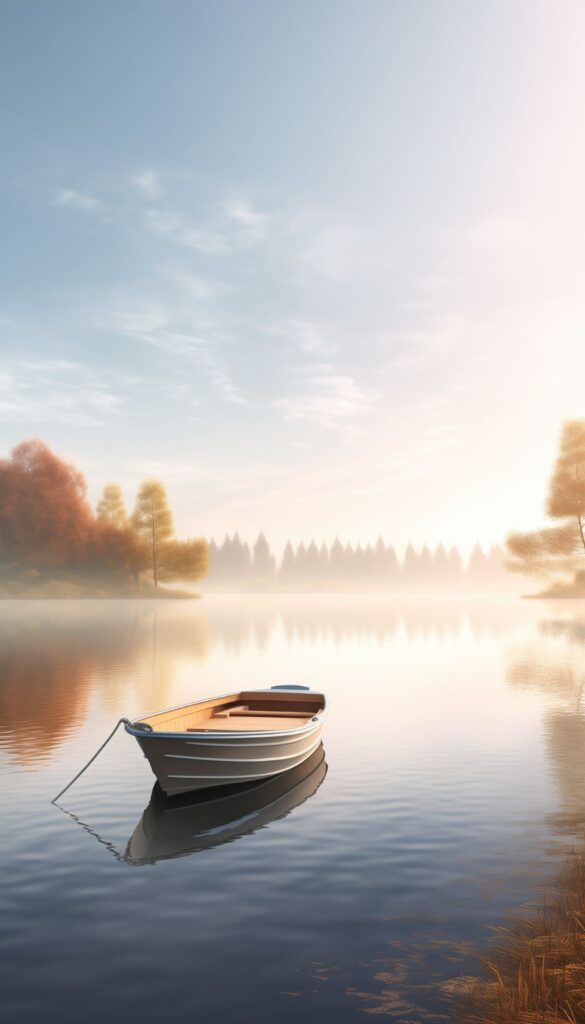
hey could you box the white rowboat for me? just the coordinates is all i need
[125,685,327,796]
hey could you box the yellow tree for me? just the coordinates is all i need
[548,420,585,549]
[131,480,174,587]
[507,420,585,583]
[96,483,128,529]
[157,538,209,584]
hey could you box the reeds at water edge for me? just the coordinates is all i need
[458,855,585,1023]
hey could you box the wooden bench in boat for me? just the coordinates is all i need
[212,708,309,719]
[183,703,313,731]
[188,708,313,732]
[140,690,324,735]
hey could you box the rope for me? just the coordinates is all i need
[54,804,127,863]
[51,717,130,805]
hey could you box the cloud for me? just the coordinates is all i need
[161,267,226,301]
[146,196,274,254]
[144,208,229,254]
[267,319,338,357]
[131,169,163,200]
[273,374,377,427]
[54,189,103,212]
[291,319,337,356]
[108,303,245,404]
[52,175,363,286]
[302,223,365,281]
[221,197,272,241]
[0,359,123,425]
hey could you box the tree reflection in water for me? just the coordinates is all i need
[456,607,585,1023]
[0,602,209,765]
[0,595,527,768]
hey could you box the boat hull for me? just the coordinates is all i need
[128,716,324,795]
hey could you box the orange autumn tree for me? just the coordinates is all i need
[0,439,143,578]
[506,420,585,585]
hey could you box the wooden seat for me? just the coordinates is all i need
[228,710,310,719]
[187,714,311,732]
[211,705,249,719]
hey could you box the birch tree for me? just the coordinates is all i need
[131,480,174,587]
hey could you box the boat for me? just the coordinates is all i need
[124,684,327,796]
[125,743,327,864]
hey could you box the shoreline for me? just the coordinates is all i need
[0,581,198,600]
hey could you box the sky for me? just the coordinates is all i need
[2,0,585,555]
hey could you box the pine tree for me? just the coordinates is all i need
[385,544,400,586]
[447,546,463,584]
[295,542,308,584]
[305,540,321,581]
[402,543,419,586]
[433,544,449,586]
[468,543,489,585]
[343,542,355,580]
[279,541,296,584]
[207,538,220,583]
[419,544,433,584]
[252,532,275,581]
[318,542,330,582]
[330,537,344,581]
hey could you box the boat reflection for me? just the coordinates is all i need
[125,743,327,864]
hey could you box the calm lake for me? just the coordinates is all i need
[2,594,585,1022]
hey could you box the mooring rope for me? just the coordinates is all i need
[51,717,130,805]
[54,804,127,863]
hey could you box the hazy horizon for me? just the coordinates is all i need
[2,1,585,551]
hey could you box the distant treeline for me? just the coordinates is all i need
[204,533,512,591]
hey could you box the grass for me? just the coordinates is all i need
[460,855,585,1023]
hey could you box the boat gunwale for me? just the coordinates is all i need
[125,689,327,742]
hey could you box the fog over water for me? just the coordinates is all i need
[2,595,585,1023]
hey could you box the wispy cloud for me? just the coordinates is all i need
[144,208,229,254]
[0,358,123,425]
[160,267,226,301]
[146,195,274,254]
[52,174,361,285]
[221,196,272,241]
[273,374,377,427]
[108,303,245,404]
[54,189,103,212]
[131,169,163,200]
[302,223,365,282]
[268,319,338,357]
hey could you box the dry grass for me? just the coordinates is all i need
[461,857,585,1023]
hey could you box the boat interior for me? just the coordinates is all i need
[135,690,325,734]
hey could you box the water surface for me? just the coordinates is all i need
[2,594,585,1022]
